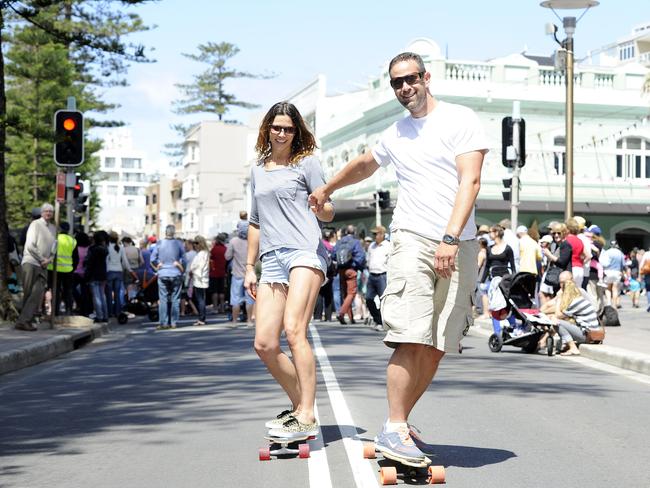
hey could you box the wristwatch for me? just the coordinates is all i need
[442,234,460,246]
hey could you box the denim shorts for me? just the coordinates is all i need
[260,248,327,286]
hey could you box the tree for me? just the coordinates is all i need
[172,41,273,121]
[0,0,155,320]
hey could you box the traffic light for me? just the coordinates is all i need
[75,193,88,213]
[501,117,526,168]
[54,110,84,167]
[502,178,512,201]
[73,174,83,198]
[73,214,83,233]
[377,190,391,209]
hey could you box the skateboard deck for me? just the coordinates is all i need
[363,442,446,485]
[258,434,315,461]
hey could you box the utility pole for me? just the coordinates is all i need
[510,102,522,230]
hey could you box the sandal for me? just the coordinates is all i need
[193,320,206,326]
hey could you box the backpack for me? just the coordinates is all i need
[598,305,620,327]
[336,238,355,269]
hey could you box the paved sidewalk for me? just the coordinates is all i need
[473,293,650,375]
[0,316,110,376]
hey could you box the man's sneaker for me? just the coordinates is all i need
[375,423,425,462]
[264,409,294,429]
[268,416,319,439]
[408,424,435,455]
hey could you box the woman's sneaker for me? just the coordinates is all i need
[265,409,294,429]
[268,416,319,439]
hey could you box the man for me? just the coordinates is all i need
[601,240,625,309]
[47,222,77,315]
[225,222,255,326]
[333,225,365,325]
[310,52,487,460]
[499,219,520,272]
[366,225,392,331]
[516,225,541,276]
[15,204,57,331]
[151,225,185,329]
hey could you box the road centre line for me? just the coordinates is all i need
[310,324,378,488]
[309,403,333,488]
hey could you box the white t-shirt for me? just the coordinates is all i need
[367,239,392,274]
[371,101,488,241]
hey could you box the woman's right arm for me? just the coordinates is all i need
[245,224,260,299]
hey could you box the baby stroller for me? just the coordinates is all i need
[488,272,559,355]
[124,273,159,323]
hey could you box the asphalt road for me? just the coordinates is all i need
[1,315,649,488]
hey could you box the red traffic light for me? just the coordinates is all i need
[63,118,76,131]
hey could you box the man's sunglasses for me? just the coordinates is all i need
[270,125,296,135]
[389,72,424,90]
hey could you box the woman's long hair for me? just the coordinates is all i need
[193,235,209,253]
[255,101,317,164]
[560,279,582,312]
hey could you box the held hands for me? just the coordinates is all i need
[434,242,458,279]
[244,268,258,300]
[308,185,330,213]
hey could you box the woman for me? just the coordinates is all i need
[540,223,572,303]
[553,271,600,355]
[106,232,137,319]
[122,236,143,302]
[72,232,92,316]
[85,231,109,323]
[476,236,490,319]
[245,101,334,439]
[480,224,516,285]
[190,235,210,325]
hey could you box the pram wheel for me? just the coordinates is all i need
[148,308,159,322]
[488,333,503,352]
[546,336,555,356]
[117,312,128,325]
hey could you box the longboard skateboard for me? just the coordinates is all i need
[258,434,315,461]
[363,441,445,485]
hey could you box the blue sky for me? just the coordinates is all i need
[94,0,648,172]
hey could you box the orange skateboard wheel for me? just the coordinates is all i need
[427,465,445,484]
[298,443,310,458]
[258,447,271,461]
[380,466,397,485]
[363,443,376,459]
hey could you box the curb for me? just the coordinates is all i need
[0,322,110,376]
[471,318,650,376]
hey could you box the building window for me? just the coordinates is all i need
[152,193,157,204]
[123,186,140,196]
[553,135,566,176]
[326,157,334,168]
[127,199,135,207]
[121,158,142,169]
[151,214,157,224]
[104,172,119,182]
[104,157,116,168]
[615,136,650,179]
[145,195,149,205]
[145,215,149,225]
[190,144,196,161]
[107,185,118,195]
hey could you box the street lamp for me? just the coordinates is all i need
[540,0,599,220]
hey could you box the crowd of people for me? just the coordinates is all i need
[8,206,258,331]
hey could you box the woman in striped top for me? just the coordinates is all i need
[554,271,600,356]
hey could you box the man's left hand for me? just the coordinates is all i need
[434,242,458,279]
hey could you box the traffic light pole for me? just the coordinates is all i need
[510,102,522,230]
[375,191,381,228]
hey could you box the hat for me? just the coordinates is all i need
[546,221,559,229]
[371,225,386,234]
[477,224,490,234]
[148,236,157,243]
[574,216,586,229]
[588,224,601,235]
[540,235,553,244]
[515,225,527,234]
[364,236,373,242]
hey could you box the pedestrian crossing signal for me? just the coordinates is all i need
[54,110,84,167]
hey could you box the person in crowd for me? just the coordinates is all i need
[539,223,572,303]
[245,101,334,439]
[574,216,593,288]
[72,231,92,316]
[552,270,600,356]
[516,225,541,276]
[138,238,155,284]
[85,230,109,323]
[480,224,516,284]
[225,222,255,326]
[334,225,366,325]
[601,240,625,309]
[584,225,605,311]
[209,234,227,313]
[313,228,336,322]
[499,219,520,272]
[181,238,198,317]
[476,234,490,319]
[15,204,56,331]
[565,218,586,288]
[122,237,143,304]
[639,249,650,312]
[47,222,77,315]
[151,225,186,329]
[190,235,210,325]
[366,225,392,330]
[106,231,136,320]
[309,51,487,460]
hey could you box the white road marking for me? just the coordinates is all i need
[309,403,333,488]
[310,324,378,488]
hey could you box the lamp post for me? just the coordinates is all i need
[540,0,599,220]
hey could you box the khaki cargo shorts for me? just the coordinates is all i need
[380,229,478,353]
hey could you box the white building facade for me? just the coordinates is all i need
[95,129,150,236]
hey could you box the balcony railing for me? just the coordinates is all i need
[445,62,492,82]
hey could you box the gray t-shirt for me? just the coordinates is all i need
[249,155,331,261]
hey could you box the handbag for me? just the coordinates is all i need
[544,266,562,287]
[585,326,605,344]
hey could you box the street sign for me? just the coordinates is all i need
[56,172,66,202]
